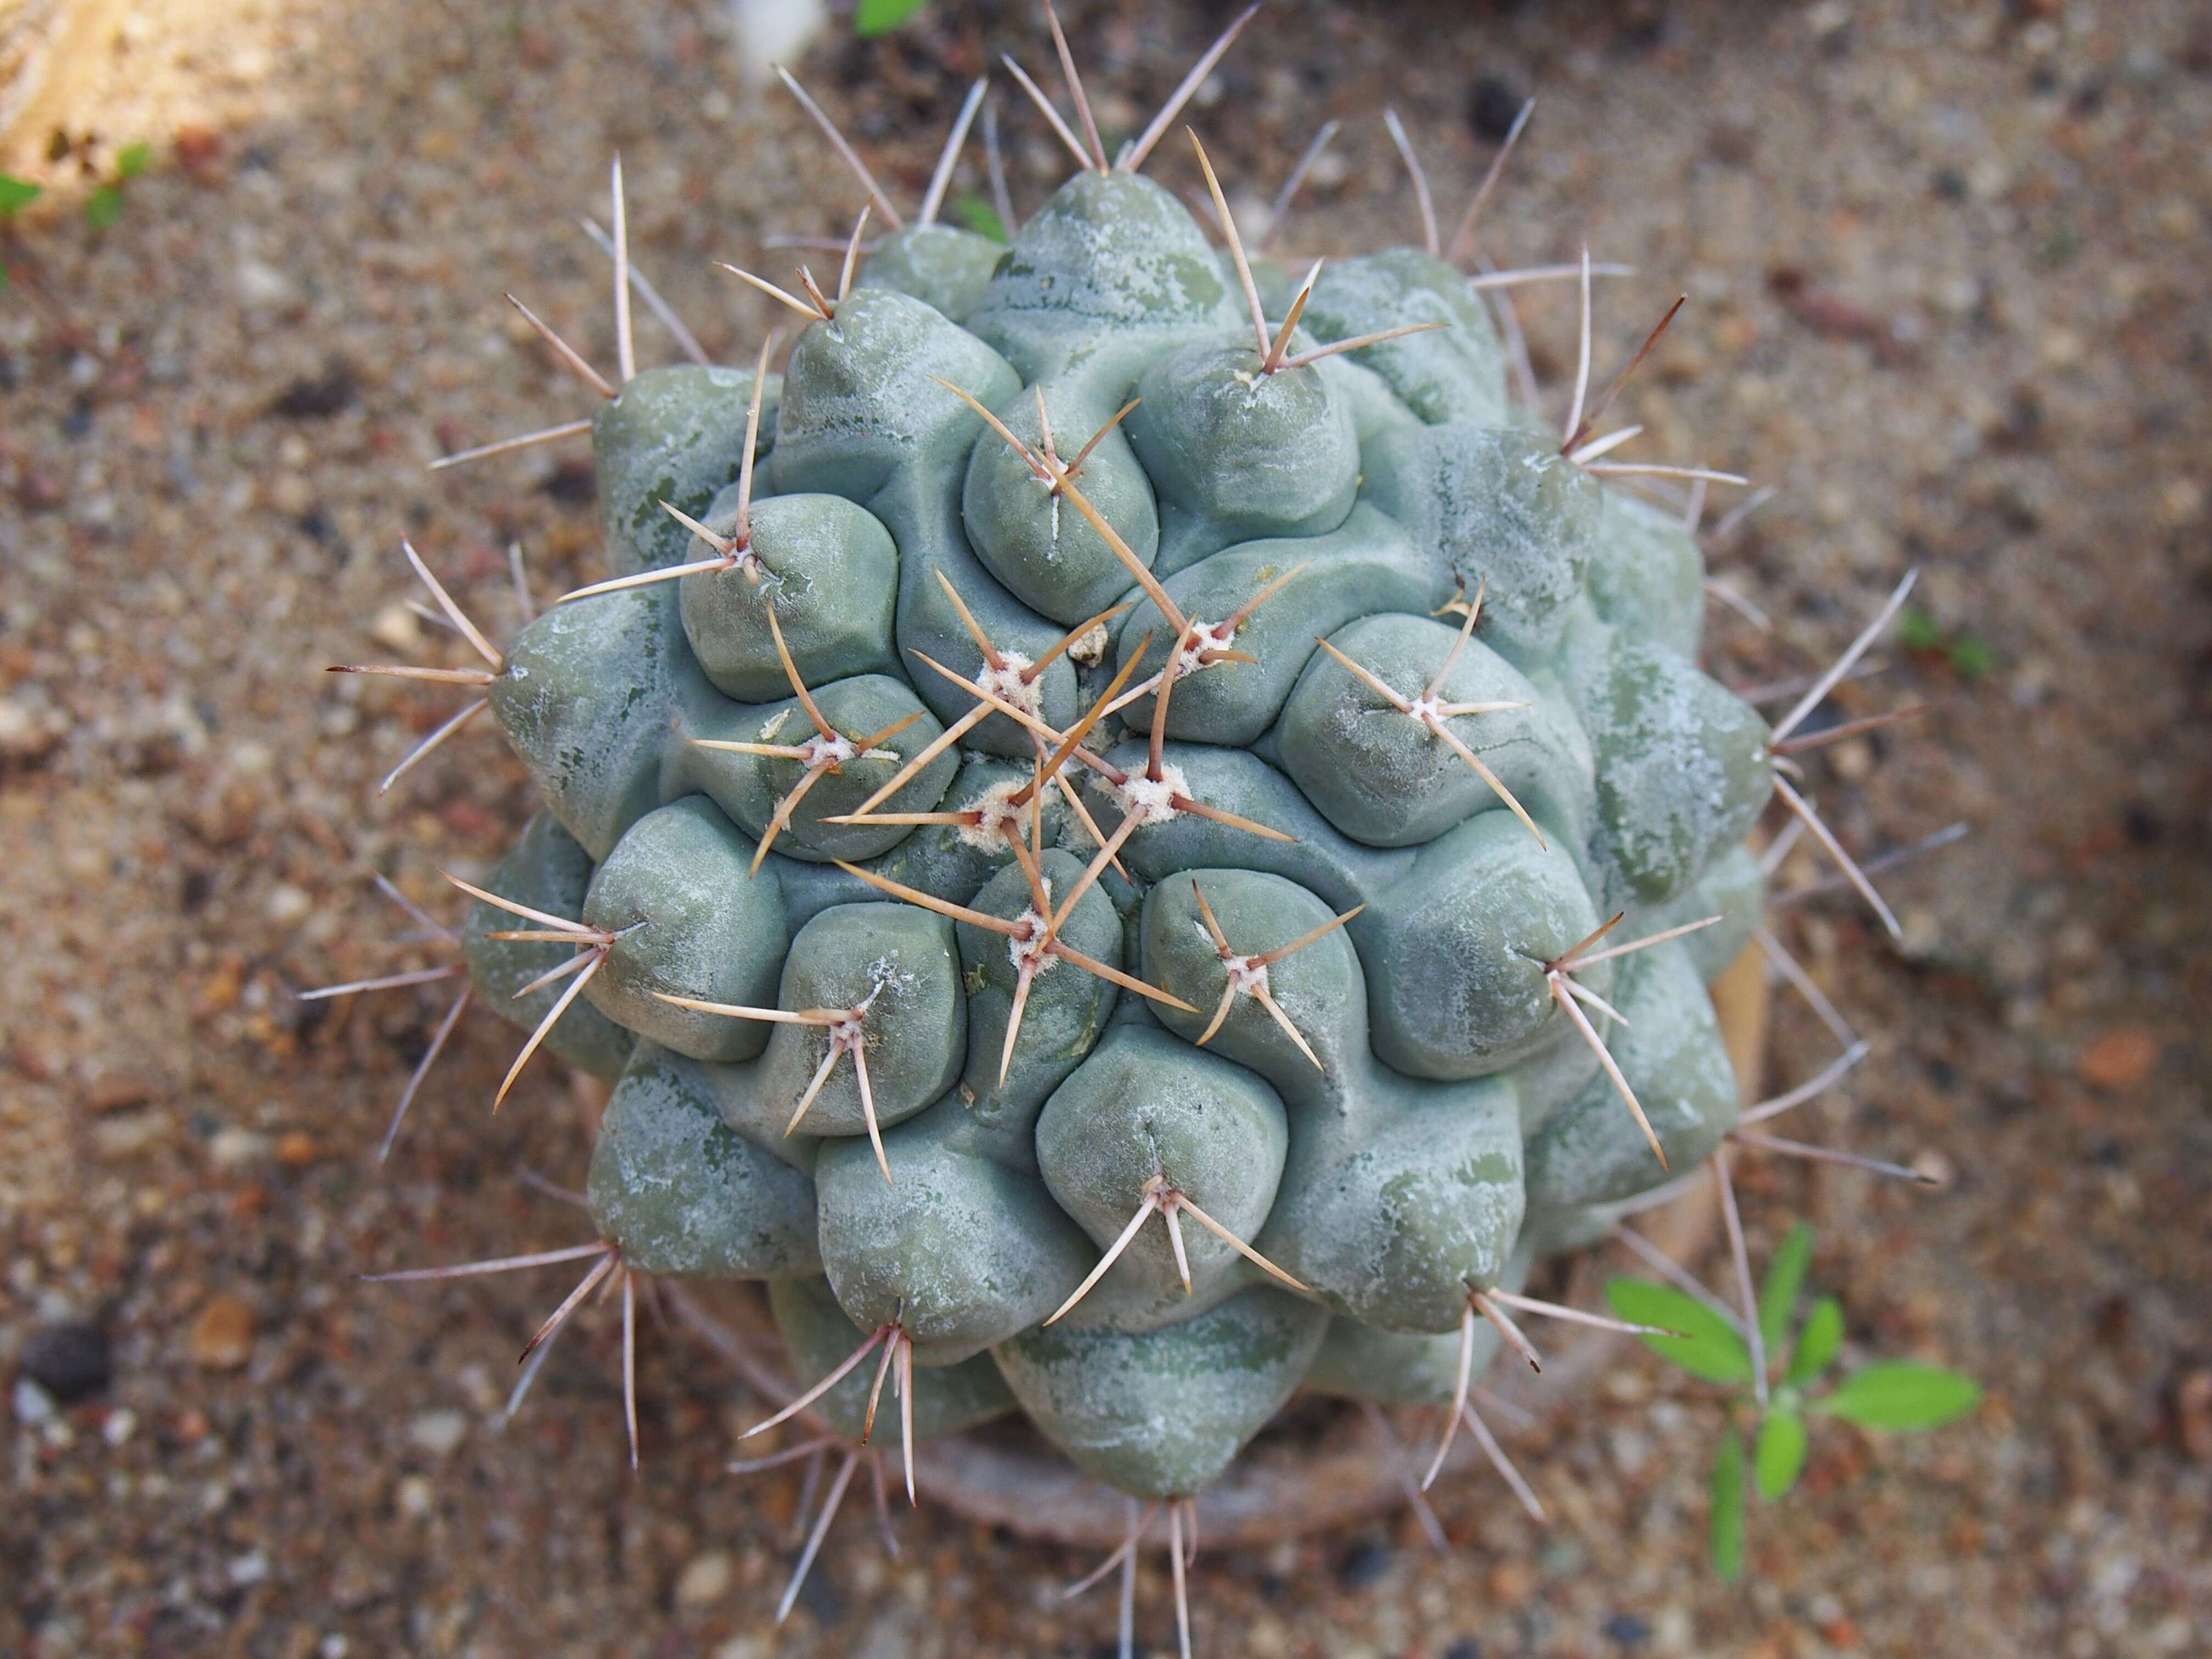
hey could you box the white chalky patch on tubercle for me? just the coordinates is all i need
[758,707,792,741]
[1114,762,1187,826]
[954,779,1028,851]
[1006,919,1059,977]
[978,656,1043,717]
[1178,622,1235,674]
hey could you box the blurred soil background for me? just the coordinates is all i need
[2,1,2209,1655]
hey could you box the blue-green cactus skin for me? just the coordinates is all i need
[858,223,1009,328]
[458,165,1766,1499]
[1522,941,1738,1212]
[994,1286,1329,1500]
[771,1273,1017,1440]
[458,811,635,1081]
[594,365,778,577]
[588,1042,821,1278]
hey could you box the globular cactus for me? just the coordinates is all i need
[333,11,1931,1646]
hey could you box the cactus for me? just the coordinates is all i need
[329,10,1940,1649]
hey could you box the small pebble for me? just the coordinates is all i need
[1487,1560,1535,1604]
[1337,1539,1395,1589]
[85,1074,156,1114]
[368,603,424,655]
[93,1111,172,1161]
[2077,1028,2159,1092]
[189,1295,255,1369]
[269,360,357,419]
[1912,1148,1956,1187]
[266,883,313,924]
[20,1319,112,1402]
[675,1549,735,1607]
[1467,74,1527,141]
[408,1408,468,1456]
[2175,1370,2212,1463]
[209,1126,272,1169]
[13,1377,57,1425]
[0,694,72,762]
[236,259,292,306]
[1897,906,1944,961]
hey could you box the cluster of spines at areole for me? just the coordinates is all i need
[311,7,1949,1652]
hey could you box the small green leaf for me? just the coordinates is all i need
[1710,1429,1746,1581]
[115,141,152,180]
[1785,1296,1844,1386]
[1896,607,1944,651]
[1948,635,1994,679]
[1758,1223,1815,1358]
[1811,1362,1981,1430]
[1606,1277,1752,1384]
[954,191,1008,244]
[83,185,123,231]
[1754,1408,1808,1500]
[854,0,930,36]
[0,174,41,214]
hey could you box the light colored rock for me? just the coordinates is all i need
[408,1409,468,1457]
[674,1549,734,1608]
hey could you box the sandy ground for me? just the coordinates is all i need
[3,1,2210,1655]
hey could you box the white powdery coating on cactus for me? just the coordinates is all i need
[955,778,1030,852]
[1590,644,1765,891]
[860,953,916,1005]
[1177,621,1236,678]
[1114,764,1187,827]
[1005,905,1061,980]
[977,654,1043,720]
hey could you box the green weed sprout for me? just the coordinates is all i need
[855,0,932,38]
[0,173,42,287]
[1608,1221,1981,1580]
[84,141,151,233]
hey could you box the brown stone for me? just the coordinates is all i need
[9,1038,63,1081]
[2077,1028,2160,1092]
[1485,1560,1535,1606]
[174,125,222,172]
[86,1072,157,1114]
[189,1295,255,1370]
[2177,1369,2212,1464]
